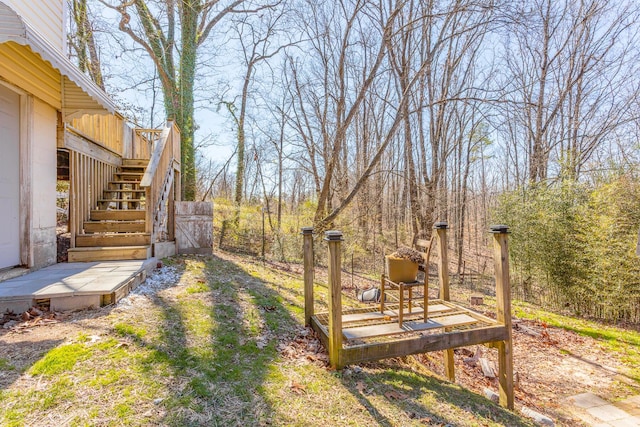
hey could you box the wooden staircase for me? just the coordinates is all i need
[67,159,152,262]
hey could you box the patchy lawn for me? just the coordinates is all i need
[0,252,638,426]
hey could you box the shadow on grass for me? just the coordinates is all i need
[0,338,65,389]
[339,361,535,426]
[145,254,301,426]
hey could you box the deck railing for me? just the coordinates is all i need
[69,114,156,160]
[69,114,125,156]
[67,145,118,246]
[140,120,181,243]
[133,128,161,159]
[65,115,180,248]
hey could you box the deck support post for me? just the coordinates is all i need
[326,230,344,369]
[434,221,454,382]
[491,224,514,410]
[301,227,315,326]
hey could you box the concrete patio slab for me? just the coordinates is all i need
[0,259,157,313]
[587,405,633,422]
[609,416,640,427]
[571,393,610,409]
[568,393,640,427]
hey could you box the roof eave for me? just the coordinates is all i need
[0,2,116,118]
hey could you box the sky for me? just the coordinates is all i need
[89,1,241,169]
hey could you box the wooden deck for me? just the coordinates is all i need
[310,300,508,363]
[301,224,515,410]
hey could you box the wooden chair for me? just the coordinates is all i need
[380,276,426,327]
[414,236,435,274]
[380,235,435,327]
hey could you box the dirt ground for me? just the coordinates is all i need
[1,254,637,426]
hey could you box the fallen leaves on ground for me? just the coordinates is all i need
[1,306,65,332]
[289,381,306,394]
[384,390,408,400]
[277,328,329,367]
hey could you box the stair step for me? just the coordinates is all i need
[119,167,146,174]
[84,220,146,233]
[98,198,145,203]
[103,192,145,199]
[90,210,146,221]
[110,181,142,185]
[104,189,146,194]
[76,233,151,247]
[67,246,151,262]
[114,172,144,177]
[123,159,149,167]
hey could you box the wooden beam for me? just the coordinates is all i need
[310,315,329,351]
[435,222,450,301]
[435,221,454,382]
[325,230,344,369]
[301,227,315,326]
[491,224,514,410]
[63,129,121,166]
[341,325,509,365]
[380,274,385,313]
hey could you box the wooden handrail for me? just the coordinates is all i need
[140,126,170,188]
[139,120,181,243]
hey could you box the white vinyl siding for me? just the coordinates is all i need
[0,83,20,268]
[2,0,63,52]
[0,41,61,109]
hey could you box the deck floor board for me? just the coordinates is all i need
[341,303,453,324]
[342,313,479,339]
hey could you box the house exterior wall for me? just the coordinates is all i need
[0,40,61,268]
[2,0,64,53]
[0,42,62,109]
[0,1,121,270]
[0,82,20,269]
[31,98,57,267]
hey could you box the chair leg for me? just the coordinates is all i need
[424,286,428,323]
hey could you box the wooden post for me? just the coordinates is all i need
[380,275,385,313]
[491,224,514,410]
[399,282,405,327]
[435,222,450,301]
[325,230,344,369]
[435,221,454,381]
[301,227,315,326]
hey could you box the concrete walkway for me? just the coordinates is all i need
[0,259,157,314]
[569,393,640,426]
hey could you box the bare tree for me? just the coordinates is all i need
[98,0,258,200]
[499,0,640,184]
[223,3,295,222]
[69,0,105,88]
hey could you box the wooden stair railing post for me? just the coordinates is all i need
[301,227,315,327]
[435,221,455,382]
[491,224,514,410]
[145,186,153,240]
[325,230,344,369]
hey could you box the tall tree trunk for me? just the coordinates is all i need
[71,0,104,89]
